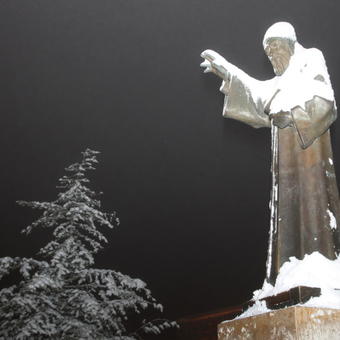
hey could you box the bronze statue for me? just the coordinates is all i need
[201,22,340,285]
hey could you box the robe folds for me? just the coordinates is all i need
[220,43,340,284]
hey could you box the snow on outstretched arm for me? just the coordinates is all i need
[200,49,273,128]
[201,49,254,82]
[200,49,268,96]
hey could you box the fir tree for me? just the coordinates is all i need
[0,149,177,339]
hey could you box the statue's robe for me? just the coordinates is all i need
[220,43,340,284]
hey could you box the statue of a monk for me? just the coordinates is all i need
[201,22,340,285]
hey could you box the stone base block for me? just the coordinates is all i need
[218,306,340,340]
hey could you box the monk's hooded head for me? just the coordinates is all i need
[263,22,296,76]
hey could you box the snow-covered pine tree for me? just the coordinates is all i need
[0,149,177,339]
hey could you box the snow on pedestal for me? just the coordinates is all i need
[218,252,340,339]
[238,251,340,319]
[218,306,340,340]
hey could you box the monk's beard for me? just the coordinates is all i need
[270,55,290,76]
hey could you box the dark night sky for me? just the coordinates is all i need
[1,0,340,319]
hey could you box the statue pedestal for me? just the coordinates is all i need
[218,306,340,340]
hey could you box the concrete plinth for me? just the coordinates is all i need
[218,306,340,340]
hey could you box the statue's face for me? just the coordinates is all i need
[264,38,294,76]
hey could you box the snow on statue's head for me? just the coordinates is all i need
[263,22,297,48]
[263,22,297,76]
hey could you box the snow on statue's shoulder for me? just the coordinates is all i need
[268,43,335,114]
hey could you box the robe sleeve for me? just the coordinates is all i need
[291,96,337,149]
[290,49,337,149]
[220,75,270,129]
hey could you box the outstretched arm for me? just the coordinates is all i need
[200,49,259,91]
[200,50,232,82]
[200,49,271,129]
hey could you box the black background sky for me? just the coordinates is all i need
[1,0,340,320]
